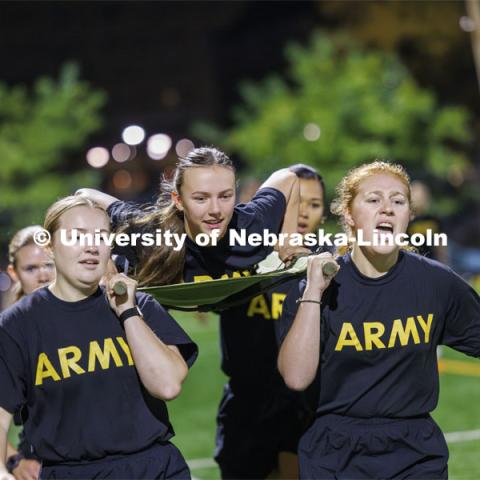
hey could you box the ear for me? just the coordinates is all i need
[171,191,184,212]
[7,264,18,282]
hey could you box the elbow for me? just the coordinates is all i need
[263,170,298,199]
[149,381,182,401]
[159,382,183,401]
[278,358,311,392]
[282,372,310,392]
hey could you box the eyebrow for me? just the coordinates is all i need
[365,190,407,197]
[22,261,53,268]
[302,196,323,201]
[71,227,110,233]
[191,189,235,195]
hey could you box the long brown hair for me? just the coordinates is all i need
[125,147,235,286]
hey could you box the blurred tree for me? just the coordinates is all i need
[0,63,105,234]
[195,32,473,215]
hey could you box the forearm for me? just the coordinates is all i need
[278,287,322,390]
[75,188,119,210]
[279,172,300,238]
[124,317,188,400]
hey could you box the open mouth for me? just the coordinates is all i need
[297,222,308,233]
[375,222,394,234]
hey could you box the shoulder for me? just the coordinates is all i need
[401,250,471,291]
[0,288,50,343]
[1,288,48,324]
[135,291,168,316]
[403,250,452,276]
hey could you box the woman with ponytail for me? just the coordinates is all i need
[78,146,308,285]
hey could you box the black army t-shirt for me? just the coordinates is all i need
[0,287,197,463]
[278,251,480,418]
[107,187,286,281]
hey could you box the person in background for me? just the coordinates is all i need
[5,226,56,480]
[214,164,327,479]
[407,180,448,264]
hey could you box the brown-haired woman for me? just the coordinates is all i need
[278,161,480,479]
[0,196,197,480]
[77,146,309,286]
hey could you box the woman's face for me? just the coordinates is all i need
[8,244,55,295]
[174,166,236,240]
[297,178,325,235]
[51,206,111,290]
[347,173,411,256]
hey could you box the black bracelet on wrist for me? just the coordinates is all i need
[118,305,143,326]
[296,298,322,305]
[6,453,23,473]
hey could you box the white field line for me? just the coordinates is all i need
[187,429,480,471]
[445,429,480,443]
[188,457,217,470]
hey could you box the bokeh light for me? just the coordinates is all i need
[303,123,321,141]
[112,169,133,190]
[122,125,146,146]
[112,143,132,163]
[459,16,476,32]
[147,133,172,160]
[86,147,109,168]
[176,138,195,157]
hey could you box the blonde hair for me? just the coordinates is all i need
[9,225,45,266]
[331,161,411,254]
[8,225,46,301]
[44,195,109,240]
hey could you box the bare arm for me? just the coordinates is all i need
[278,253,338,391]
[261,169,309,263]
[106,274,188,400]
[0,407,14,480]
[75,188,119,211]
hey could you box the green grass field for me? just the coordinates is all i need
[8,312,480,479]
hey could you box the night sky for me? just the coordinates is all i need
[0,1,319,147]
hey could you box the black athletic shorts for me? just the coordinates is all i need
[298,413,449,479]
[40,441,190,479]
[214,383,310,479]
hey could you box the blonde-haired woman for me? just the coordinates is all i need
[278,161,480,479]
[4,226,55,480]
[0,196,197,480]
[7,226,55,303]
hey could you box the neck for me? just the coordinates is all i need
[49,277,98,302]
[351,246,399,278]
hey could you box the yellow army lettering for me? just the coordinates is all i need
[193,271,251,283]
[35,336,135,386]
[246,293,287,320]
[335,314,434,352]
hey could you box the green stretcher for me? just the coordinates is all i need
[138,253,308,312]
